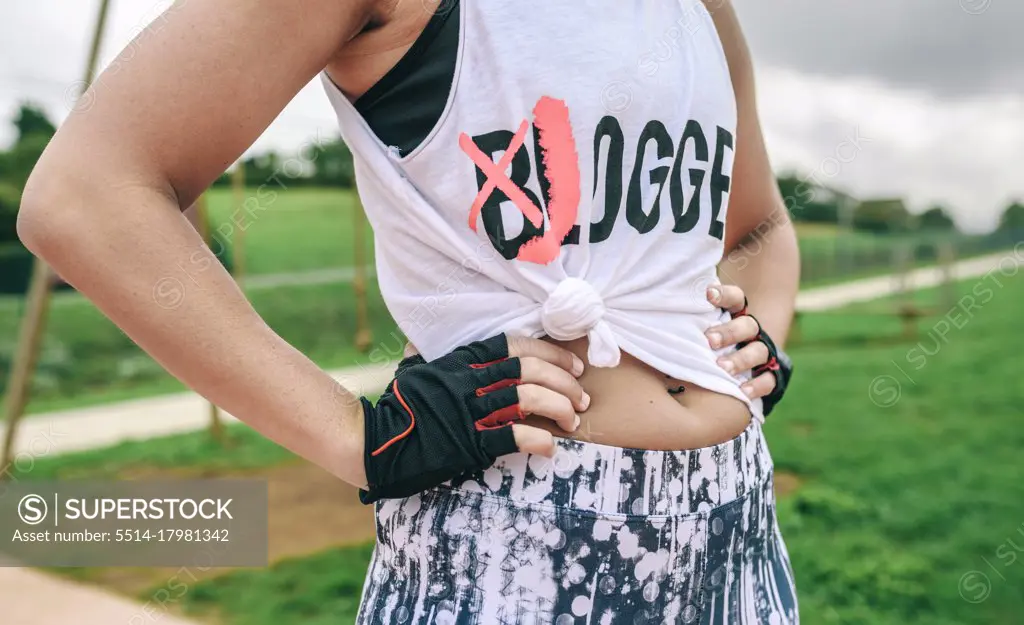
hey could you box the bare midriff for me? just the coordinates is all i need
[523,337,752,451]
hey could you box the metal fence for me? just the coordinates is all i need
[798,230,1023,286]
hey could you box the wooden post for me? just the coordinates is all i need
[0,259,55,469]
[193,194,224,443]
[231,164,247,284]
[1,0,112,472]
[939,239,957,312]
[352,194,372,352]
[838,195,855,278]
[788,311,803,346]
[894,244,918,339]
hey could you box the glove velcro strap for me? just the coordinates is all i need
[733,315,792,417]
[733,295,750,318]
[753,356,781,377]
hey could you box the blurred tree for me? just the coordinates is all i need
[917,205,957,232]
[308,138,355,188]
[210,171,232,187]
[997,201,1024,233]
[13,103,57,142]
[5,134,52,190]
[1,104,58,190]
[0,104,68,294]
[242,151,283,186]
[0,183,21,245]
[853,198,911,234]
[0,183,37,294]
[0,105,57,241]
[776,174,811,211]
[776,172,841,224]
[213,139,355,190]
[799,199,840,224]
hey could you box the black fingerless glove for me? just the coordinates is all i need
[763,347,793,416]
[737,315,794,417]
[359,334,526,504]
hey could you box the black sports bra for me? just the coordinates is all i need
[354,1,460,158]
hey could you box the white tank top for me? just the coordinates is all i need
[322,0,763,420]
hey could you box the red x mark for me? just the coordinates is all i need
[459,121,544,233]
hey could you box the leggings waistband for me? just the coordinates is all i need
[443,419,773,517]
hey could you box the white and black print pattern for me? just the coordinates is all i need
[357,421,798,624]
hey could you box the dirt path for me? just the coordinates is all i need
[69,461,376,599]
[1,363,398,458]
[0,566,201,625]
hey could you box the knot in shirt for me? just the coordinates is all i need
[540,278,620,367]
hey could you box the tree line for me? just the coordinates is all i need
[777,175,1023,236]
[1,102,1023,289]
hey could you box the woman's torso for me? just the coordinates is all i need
[326,0,752,450]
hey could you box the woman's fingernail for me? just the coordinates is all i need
[707,332,722,348]
[720,360,735,374]
[708,287,721,303]
[742,384,754,398]
[574,415,581,431]
[581,392,591,410]
[572,356,585,376]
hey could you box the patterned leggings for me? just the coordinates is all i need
[357,421,799,624]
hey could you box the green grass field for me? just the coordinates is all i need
[0,187,371,411]
[204,187,372,275]
[0,277,401,414]
[20,273,1024,624]
[771,273,1024,623]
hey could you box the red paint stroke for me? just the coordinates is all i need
[517,96,581,265]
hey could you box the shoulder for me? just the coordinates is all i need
[699,1,788,250]
[700,0,756,92]
[326,0,440,99]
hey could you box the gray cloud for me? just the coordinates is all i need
[1,0,1021,231]
[735,0,1024,97]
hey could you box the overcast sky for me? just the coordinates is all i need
[1,0,1020,232]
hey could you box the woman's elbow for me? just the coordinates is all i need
[16,163,86,260]
[16,145,147,260]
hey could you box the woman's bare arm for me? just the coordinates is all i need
[708,0,801,346]
[18,0,575,488]
[17,0,380,485]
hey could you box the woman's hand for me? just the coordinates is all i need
[400,338,587,454]
[705,285,782,401]
[360,334,588,503]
